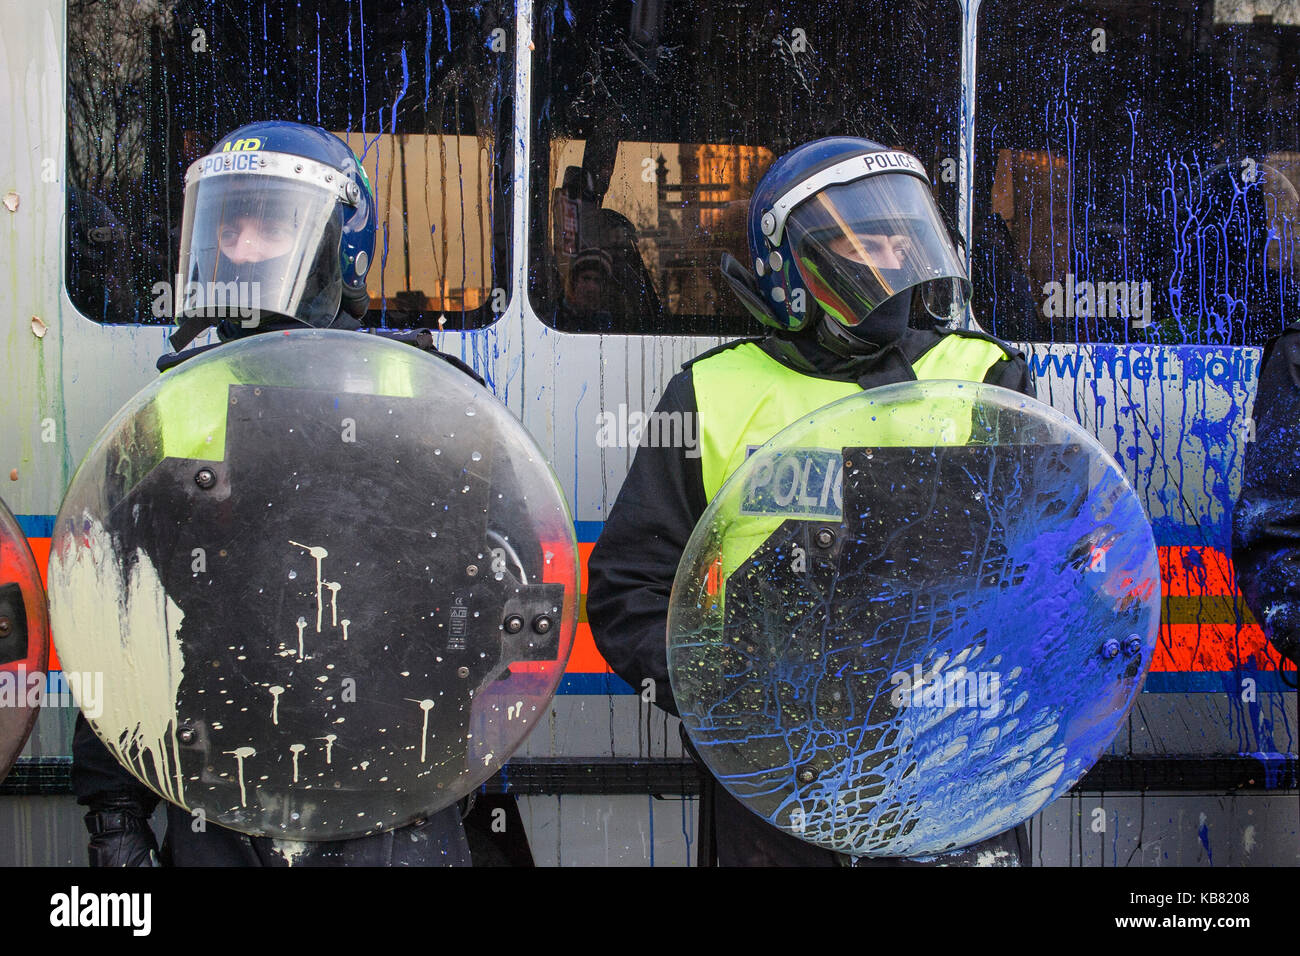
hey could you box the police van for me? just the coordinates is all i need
[0,0,1295,865]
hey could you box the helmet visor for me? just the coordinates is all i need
[787,174,971,326]
[175,152,347,326]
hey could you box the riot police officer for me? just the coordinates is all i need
[586,136,1037,866]
[72,122,472,866]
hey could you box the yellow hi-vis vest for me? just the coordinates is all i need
[691,335,1011,582]
[151,341,420,461]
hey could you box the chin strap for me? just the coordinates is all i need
[814,290,914,357]
[168,314,218,353]
[340,283,371,319]
[166,308,340,358]
[816,313,876,357]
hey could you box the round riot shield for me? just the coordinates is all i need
[48,330,577,839]
[668,380,1160,857]
[0,497,50,783]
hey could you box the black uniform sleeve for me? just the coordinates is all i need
[982,348,1037,398]
[586,372,706,717]
[1232,331,1300,666]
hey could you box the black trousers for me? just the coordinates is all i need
[158,803,471,867]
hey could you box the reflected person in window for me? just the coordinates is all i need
[557,247,615,328]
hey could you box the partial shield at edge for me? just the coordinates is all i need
[668,380,1160,857]
[0,497,51,783]
[48,330,578,839]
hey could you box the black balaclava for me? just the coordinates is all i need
[211,223,346,341]
[816,280,913,355]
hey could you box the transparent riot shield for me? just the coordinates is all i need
[48,330,577,839]
[668,380,1160,857]
[0,498,50,784]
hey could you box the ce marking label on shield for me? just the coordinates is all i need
[448,596,468,650]
[741,446,844,520]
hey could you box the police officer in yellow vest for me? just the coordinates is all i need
[71,122,476,866]
[586,137,1037,866]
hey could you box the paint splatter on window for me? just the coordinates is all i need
[974,0,1300,344]
[529,0,962,336]
[66,0,512,329]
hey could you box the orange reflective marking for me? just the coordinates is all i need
[1151,622,1294,673]
[26,534,1296,679]
[1159,545,1237,597]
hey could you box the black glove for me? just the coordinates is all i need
[84,795,160,867]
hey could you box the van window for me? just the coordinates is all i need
[529,0,963,335]
[66,0,512,329]
[974,0,1300,344]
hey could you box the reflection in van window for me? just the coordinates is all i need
[974,0,1300,345]
[530,0,962,336]
[66,0,512,329]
